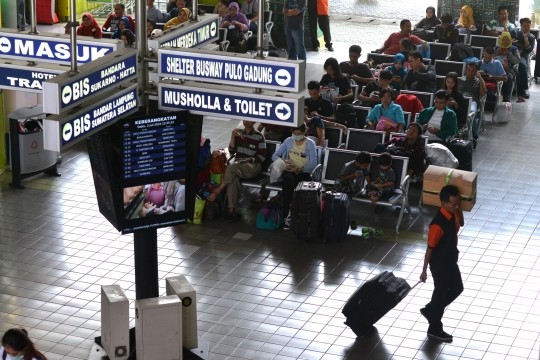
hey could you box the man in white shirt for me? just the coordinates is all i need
[416,90,458,142]
[147,0,163,22]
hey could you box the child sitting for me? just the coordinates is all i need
[334,151,372,196]
[365,152,395,204]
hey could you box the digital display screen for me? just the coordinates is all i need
[121,113,188,233]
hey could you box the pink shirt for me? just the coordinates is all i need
[146,185,165,207]
[383,32,423,55]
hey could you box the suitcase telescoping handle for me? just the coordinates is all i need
[400,280,423,298]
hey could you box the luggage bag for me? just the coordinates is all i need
[445,139,473,172]
[342,271,416,337]
[324,191,350,242]
[291,181,322,241]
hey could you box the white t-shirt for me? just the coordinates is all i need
[0,346,39,360]
[426,109,444,140]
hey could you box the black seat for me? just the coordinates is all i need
[434,60,466,77]
[325,127,343,148]
[428,42,451,61]
[346,129,385,152]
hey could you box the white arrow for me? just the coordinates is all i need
[275,103,291,120]
[275,69,291,86]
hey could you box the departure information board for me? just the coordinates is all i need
[122,114,187,187]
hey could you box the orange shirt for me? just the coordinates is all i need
[427,208,462,248]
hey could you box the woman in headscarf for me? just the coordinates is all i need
[112,16,134,39]
[213,0,233,18]
[164,7,191,30]
[221,2,249,51]
[77,13,102,38]
[415,6,441,30]
[386,53,408,92]
[495,31,521,101]
[453,5,480,40]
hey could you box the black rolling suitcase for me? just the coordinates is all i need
[291,181,322,241]
[446,139,473,171]
[324,191,350,243]
[534,39,540,80]
[342,271,417,337]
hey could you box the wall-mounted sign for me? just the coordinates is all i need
[42,48,137,114]
[158,80,303,126]
[158,47,304,92]
[43,84,138,151]
[148,15,219,50]
[0,29,121,65]
[0,59,65,93]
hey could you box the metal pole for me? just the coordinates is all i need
[69,0,78,75]
[136,0,148,107]
[255,0,265,59]
[134,229,159,300]
[28,0,39,34]
[191,0,199,22]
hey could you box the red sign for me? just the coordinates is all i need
[31,140,38,149]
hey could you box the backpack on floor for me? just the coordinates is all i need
[256,202,284,230]
[493,102,511,123]
[484,91,497,112]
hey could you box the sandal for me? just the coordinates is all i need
[362,227,371,234]
[517,97,526,103]
[250,194,267,204]
[374,230,384,238]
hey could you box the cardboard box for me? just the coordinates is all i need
[422,165,478,212]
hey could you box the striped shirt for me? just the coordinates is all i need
[229,128,267,163]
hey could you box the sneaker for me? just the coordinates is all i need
[524,92,530,99]
[312,47,319,52]
[327,45,334,52]
[283,215,292,230]
[420,307,429,320]
[427,330,453,342]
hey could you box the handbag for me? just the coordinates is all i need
[203,200,221,221]
[386,143,413,157]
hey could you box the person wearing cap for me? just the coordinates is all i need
[164,7,191,30]
[373,122,426,177]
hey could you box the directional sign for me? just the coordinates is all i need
[0,59,65,93]
[148,15,219,50]
[42,48,137,114]
[158,80,303,126]
[43,84,138,151]
[0,28,121,65]
[158,47,305,92]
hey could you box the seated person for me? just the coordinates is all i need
[320,57,354,104]
[240,0,260,33]
[121,29,136,48]
[415,6,441,29]
[453,5,480,40]
[365,152,395,204]
[305,81,348,134]
[112,17,134,39]
[416,90,458,142]
[374,122,426,177]
[271,124,318,230]
[479,46,510,102]
[495,32,521,100]
[220,2,249,48]
[164,7,190,30]
[376,19,428,55]
[339,45,375,85]
[386,53,407,92]
[163,180,185,212]
[167,0,177,13]
[147,0,163,22]
[103,3,135,32]
[458,61,487,148]
[433,13,459,46]
[257,123,292,142]
[77,13,102,38]
[358,69,394,108]
[170,0,189,18]
[403,51,436,93]
[206,121,266,222]
[379,38,415,70]
[334,151,372,196]
[146,183,166,207]
[512,18,535,99]
[366,88,406,133]
[484,5,515,37]
[443,72,468,127]
[303,107,325,146]
[147,19,156,37]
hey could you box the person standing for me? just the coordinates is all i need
[420,185,464,342]
[307,0,332,52]
[283,0,307,60]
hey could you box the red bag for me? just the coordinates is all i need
[484,81,497,92]
[210,148,227,174]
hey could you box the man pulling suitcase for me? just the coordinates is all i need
[420,185,464,341]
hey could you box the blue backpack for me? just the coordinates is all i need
[256,202,284,230]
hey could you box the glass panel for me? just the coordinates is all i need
[463,0,473,6]
[453,0,463,7]
[484,10,494,20]
[473,0,484,9]
[484,0,495,9]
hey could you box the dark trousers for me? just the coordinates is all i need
[517,56,529,94]
[501,74,512,99]
[307,0,331,48]
[282,171,311,216]
[425,262,464,333]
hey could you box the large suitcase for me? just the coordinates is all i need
[535,39,540,79]
[446,139,473,172]
[324,191,350,243]
[342,271,412,337]
[291,181,322,241]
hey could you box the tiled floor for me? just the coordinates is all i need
[1,19,540,360]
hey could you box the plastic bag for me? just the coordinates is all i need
[321,87,339,103]
[425,143,459,168]
[256,202,284,230]
[268,158,286,183]
[188,196,205,224]
[493,102,511,123]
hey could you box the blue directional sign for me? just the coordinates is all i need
[43,84,139,151]
[43,48,137,114]
[148,15,219,49]
[0,60,64,93]
[158,48,305,92]
[0,29,121,65]
[158,81,303,126]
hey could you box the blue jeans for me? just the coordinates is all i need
[286,27,306,60]
[17,0,26,29]
[501,74,512,99]
[518,56,529,94]
[471,100,479,139]
[249,22,258,33]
